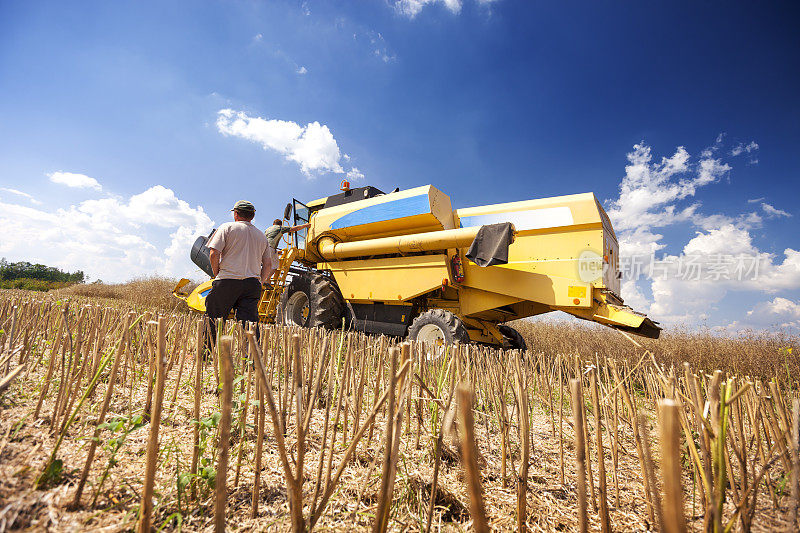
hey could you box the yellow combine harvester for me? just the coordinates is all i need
[174,183,660,348]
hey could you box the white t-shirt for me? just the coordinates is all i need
[207,221,276,280]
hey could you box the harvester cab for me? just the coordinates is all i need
[174,183,661,347]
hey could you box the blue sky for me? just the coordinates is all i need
[1,0,798,331]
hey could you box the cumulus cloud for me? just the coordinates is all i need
[606,138,800,326]
[605,143,727,239]
[48,171,102,190]
[683,224,756,257]
[296,66,308,74]
[217,109,344,176]
[0,184,213,282]
[746,297,800,329]
[216,109,365,180]
[748,297,800,318]
[0,187,42,205]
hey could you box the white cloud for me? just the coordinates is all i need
[0,184,213,282]
[732,141,759,157]
[395,0,463,18]
[606,139,800,327]
[296,66,308,74]
[606,143,723,238]
[216,109,345,177]
[748,297,800,319]
[346,167,365,180]
[393,0,498,17]
[48,171,102,190]
[747,197,765,204]
[683,224,756,257]
[731,140,759,164]
[753,249,800,293]
[745,297,800,330]
[761,202,791,218]
[0,187,42,205]
[696,157,731,187]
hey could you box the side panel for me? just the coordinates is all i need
[461,263,593,308]
[459,286,522,316]
[323,254,450,302]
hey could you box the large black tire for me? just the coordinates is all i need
[277,273,312,326]
[309,274,345,329]
[498,324,527,351]
[407,309,470,346]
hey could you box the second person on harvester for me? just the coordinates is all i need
[204,200,277,350]
[265,219,310,249]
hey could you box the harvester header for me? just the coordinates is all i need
[175,183,660,348]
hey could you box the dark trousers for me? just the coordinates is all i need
[204,277,262,355]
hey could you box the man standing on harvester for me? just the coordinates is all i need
[204,200,276,346]
[265,218,310,249]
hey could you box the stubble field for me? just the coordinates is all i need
[0,288,798,532]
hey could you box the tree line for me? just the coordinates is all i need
[0,258,84,291]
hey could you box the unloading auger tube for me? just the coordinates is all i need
[314,225,513,261]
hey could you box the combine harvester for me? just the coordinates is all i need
[175,182,660,348]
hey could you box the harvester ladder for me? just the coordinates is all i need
[258,247,297,323]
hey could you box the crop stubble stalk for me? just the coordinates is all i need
[590,367,611,533]
[136,317,167,533]
[290,333,305,532]
[251,361,266,517]
[214,336,234,533]
[513,350,530,532]
[457,382,490,533]
[234,349,253,487]
[570,378,589,533]
[373,346,399,533]
[659,399,688,533]
[190,319,203,501]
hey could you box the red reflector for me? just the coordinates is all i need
[573,298,581,305]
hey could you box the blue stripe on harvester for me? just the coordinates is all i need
[330,194,431,229]
[200,288,211,298]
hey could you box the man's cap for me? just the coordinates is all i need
[231,200,256,214]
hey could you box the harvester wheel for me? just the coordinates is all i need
[408,309,469,346]
[498,324,527,352]
[309,274,345,329]
[277,273,312,326]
